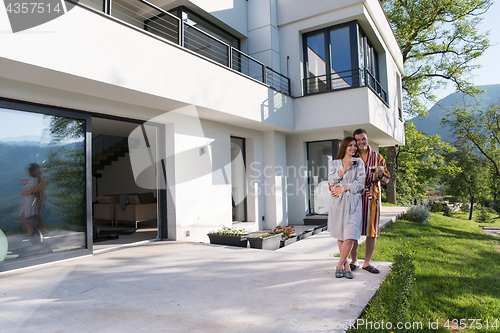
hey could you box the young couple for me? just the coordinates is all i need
[327,129,390,279]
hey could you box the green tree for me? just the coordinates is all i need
[443,102,500,178]
[441,147,489,220]
[381,121,456,204]
[380,0,491,203]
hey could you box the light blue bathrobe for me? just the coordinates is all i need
[327,158,366,241]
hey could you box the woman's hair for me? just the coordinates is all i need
[336,136,358,159]
[28,163,41,179]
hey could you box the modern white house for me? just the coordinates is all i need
[0,0,404,271]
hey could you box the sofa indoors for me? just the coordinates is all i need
[94,192,157,228]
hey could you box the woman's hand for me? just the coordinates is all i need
[343,161,354,173]
[331,184,345,197]
[339,161,354,177]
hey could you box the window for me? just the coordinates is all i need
[231,136,247,222]
[303,21,387,103]
[307,140,340,215]
[397,73,403,120]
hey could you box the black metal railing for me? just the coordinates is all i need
[183,23,230,67]
[266,67,291,95]
[304,68,388,104]
[83,0,290,95]
[231,48,264,82]
[365,69,387,103]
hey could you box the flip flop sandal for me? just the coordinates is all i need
[344,270,354,279]
[362,265,380,274]
[335,268,345,278]
[349,263,359,271]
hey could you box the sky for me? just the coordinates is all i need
[432,1,500,102]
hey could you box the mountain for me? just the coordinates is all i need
[412,84,500,141]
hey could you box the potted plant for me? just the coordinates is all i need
[273,225,297,247]
[207,226,248,247]
[248,232,282,250]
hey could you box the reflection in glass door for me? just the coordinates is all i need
[307,140,340,215]
[0,106,87,268]
[231,136,246,222]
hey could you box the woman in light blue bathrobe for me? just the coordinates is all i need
[328,137,365,279]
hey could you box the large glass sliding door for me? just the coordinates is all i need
[0,101,90,271]
[307,140,340,215]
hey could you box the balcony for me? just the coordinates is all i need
[303,68,388,104]
[82,0,290,96]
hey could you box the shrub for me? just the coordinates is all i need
[352,251,417,332]
[442,204,452,217]
[461,203,470,213]
[403,205,430,223]
[492,202,500,214]
[476,205,493,224]
[430,202,444,212]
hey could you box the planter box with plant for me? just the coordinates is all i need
[273,225,297,248]
[207,226,248,247]
[299,228,314,240]
[248,233,281,250]
[280,236,297,248]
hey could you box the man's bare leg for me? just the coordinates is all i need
[363,236,377,268]
[350,240,359,266]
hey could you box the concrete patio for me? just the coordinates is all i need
[0,206,407,333]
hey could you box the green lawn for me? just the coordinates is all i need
[381,201,403,207]
[452,209,500,228]
[356,212,500,332]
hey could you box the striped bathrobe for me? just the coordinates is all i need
[361,146,390,237]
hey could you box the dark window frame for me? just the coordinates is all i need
[306,139,340,215]
[230,135,247,222]
[302,20,386,102]
[0,97,92,272]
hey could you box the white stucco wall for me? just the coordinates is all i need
[145,108,274,242]
[189,0,248,37]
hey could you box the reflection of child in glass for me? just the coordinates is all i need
[18,165,39,234]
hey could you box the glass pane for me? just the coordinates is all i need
[231,137,246,222]
[307,140,339,215]
[358,33,366,86]
[329,26,352,89]
[306,32,327,93]
[0,108,86,264]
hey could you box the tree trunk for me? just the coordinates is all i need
[469,195,474,221]
[385,146,397,204]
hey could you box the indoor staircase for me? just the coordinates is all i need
[92,138,129,176]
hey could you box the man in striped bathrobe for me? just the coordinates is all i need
[349,128,390,274]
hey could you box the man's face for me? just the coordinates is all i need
[355,133,369,152]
